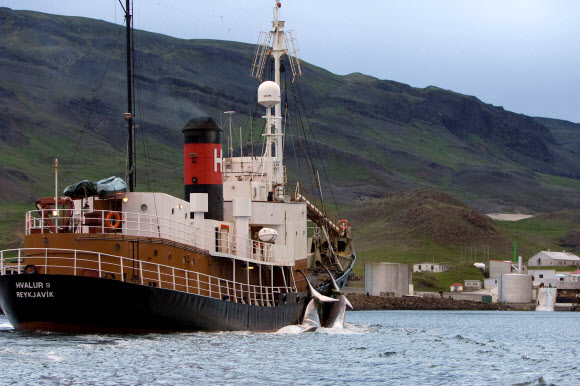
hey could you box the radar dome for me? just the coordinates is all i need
[257,81,280,107]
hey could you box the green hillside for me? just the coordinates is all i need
[346,189,580,276]
[1,8,580,266]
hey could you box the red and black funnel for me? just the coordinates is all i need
[183,117,223,221]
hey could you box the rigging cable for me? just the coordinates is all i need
[291,79,342,219]
[63,23,125,187]
[282,68,304,188]
[130,5,161,236]
[132,31,155,193]
[289,80,323,210]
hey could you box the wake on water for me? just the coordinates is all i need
[0,315,12,331]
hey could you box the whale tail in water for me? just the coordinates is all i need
[276,268,352,333]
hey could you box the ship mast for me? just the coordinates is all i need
[251,1,303,198]
[270,1,285,194]
[124,0,136,192]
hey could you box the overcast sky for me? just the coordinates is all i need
[2,0,579,123]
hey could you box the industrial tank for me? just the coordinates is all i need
[498,274,532,303]
[364,263,410,297]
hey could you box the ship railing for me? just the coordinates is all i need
[25,209,197,246]
[0,248,291,306]
[24,209,294,266]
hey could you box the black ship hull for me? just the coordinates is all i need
[0,267,353,333]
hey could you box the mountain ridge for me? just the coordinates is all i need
[0,7,579,216]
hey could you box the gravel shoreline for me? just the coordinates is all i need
[348,294,511,311]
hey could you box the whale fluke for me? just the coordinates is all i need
[296,270,338,303]
[320,264,353,310]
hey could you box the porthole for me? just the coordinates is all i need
[182,257,186,264]
[141,204,148,212]
[171,208,175,215]
[153,250,158,257]
[192,177,198,184]
[168,253,173,260]
[190,258,194,266]
[114,244,120,252]
[296,295,300,304]
[185,213,188,219]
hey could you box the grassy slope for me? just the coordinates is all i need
[347,189,515,274]
[347,190,580,285]
[1,9,580,277]
[496,210,580,254]
[1,9,579,211]
[0,203,28,250]
[534,117,580,153]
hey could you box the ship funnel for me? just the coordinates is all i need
[183,117,223,221]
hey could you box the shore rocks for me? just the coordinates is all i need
[348,294,510,311]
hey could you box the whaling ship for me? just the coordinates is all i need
[0,1,355,332]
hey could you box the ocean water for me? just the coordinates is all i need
[0,311,578,385]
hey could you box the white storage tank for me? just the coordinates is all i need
[498,274,532,303]
[364,263,410,297]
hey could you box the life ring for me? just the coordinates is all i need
[105,211,122,229]
[338,219,349,231]
[23,264,39,274]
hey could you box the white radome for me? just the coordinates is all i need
[258,228,278,242]
[257,81,281,107]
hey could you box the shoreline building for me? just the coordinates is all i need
[489,260,527,280]
[528,251,580,267]
[412,263,449,273]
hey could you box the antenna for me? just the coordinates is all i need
[239,124,243,157]
[250,1,303,83]
[224,111,235,157]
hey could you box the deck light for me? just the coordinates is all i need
[123,197,129,203]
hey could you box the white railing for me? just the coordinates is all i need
[0,248,290,306]
[25,209,292,266]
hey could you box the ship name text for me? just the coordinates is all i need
[14,282,54,298]
[15,282,49,289]
[16,291,54,298]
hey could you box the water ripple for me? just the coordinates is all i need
[0,311,579,384]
